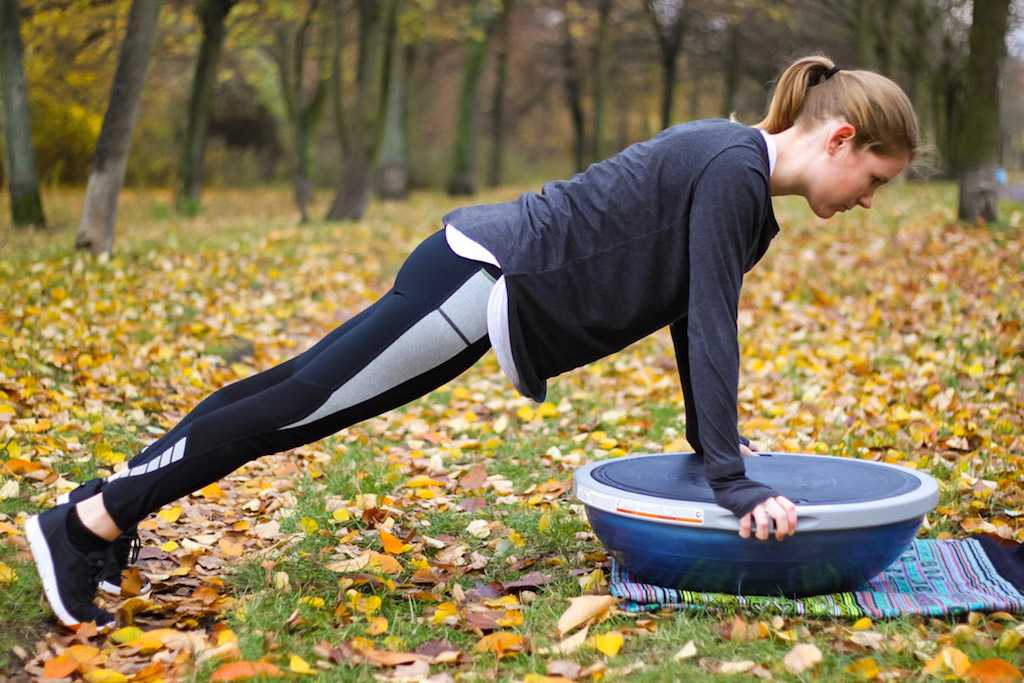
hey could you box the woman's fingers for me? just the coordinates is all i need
[739,511,753,539]
[739,443,758,457]
[752,505,770,540]
[763,497,790,541]
[737,496,800,541]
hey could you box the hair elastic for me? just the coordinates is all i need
[824,65,841,79]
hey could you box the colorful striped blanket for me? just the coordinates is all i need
[610,537,1024,618]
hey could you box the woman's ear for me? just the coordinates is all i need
[826,122,857,155]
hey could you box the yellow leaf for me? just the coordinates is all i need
[845,657,880,680]
[157,507,181,523]
[110,626,144,644]
[289,655,313,675]
[160,540,179,552]
[589,630,624,657]
[300,517,319,534]
[332,508,350,522]
[367,616,389,635]
[432,601,459,625]
[404,475,444,488]
[852,617,873,631]
[216,628,238,646]
[497,610,524,628]
[198,483,224,499]
[299,596,325,609]
[0,562,15,585]
[516,406,534,421]
[380,530,410,554]
[83,670,128,683]
[557,595,617,637]
[944,646,972,677]
[347,591,382,615]
[6,442,20,459]
[538,512,551,533]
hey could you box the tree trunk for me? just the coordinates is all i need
[720,19,741,118]
[487,0,513,187]
[377,3,407,199]
[175,0,236,215]
[270,2,329,223]
[856,0,878,70]
[446,1,497,196]
[688,69,700,120]
[0,0,45,227]
[589,0,612,164]
[76,0,161,255]
[560,3,586,174]
[646,0,685,130]
[957,0,1010,223]
[326,0,395,220]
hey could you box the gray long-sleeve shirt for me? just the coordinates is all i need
[444,119,781,517]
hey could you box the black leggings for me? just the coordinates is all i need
[101,231,500,530]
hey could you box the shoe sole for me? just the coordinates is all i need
[25,514,110,630]
[98,579,152,597]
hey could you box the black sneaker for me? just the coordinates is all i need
[57,478,151,597]
[25,504,115,631]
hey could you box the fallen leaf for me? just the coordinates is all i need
[475,631,526,659]
[367,616,388,635]
[557,595,617,637]
[846,657,880,680]
[289,654,314,675]
[674,640,697,661]
[783,643,822,674]
[719,660,756,674]
[380,530,410,554]
[42,655,78,679]
[209,661,284,681]
[590,631,624,657]
[460,464,487,490]
[83,671,128,683]
[109,626,144,644]
[964,658,1023,682]
[547,659,582,679]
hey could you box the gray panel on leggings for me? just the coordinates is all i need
[438,269,494,343]
[279,310,467,430]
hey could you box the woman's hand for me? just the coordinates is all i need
[738,496,798,541]
[739,441,759,457]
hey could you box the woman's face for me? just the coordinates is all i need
[807,124,909,219]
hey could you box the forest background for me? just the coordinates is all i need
[2,0,1024,240]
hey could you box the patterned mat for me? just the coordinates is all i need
[610,538,1024,618]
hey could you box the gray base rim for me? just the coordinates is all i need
[573,452,939,532]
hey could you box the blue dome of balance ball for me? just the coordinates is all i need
[574,452,938,598]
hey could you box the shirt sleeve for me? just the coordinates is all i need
[672,147,781,519]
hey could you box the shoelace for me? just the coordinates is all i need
[111,526,141,568]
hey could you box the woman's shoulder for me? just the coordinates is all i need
[650,119,768,179]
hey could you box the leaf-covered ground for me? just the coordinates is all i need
[0,184,1022,681]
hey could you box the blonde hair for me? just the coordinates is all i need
[756,55,920,161]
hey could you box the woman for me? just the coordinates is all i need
[27,55,918,629]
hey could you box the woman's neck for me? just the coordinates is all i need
[763,126,817,199]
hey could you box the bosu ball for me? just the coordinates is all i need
[574,452,939,597]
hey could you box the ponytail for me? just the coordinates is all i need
[756,55,920,160]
